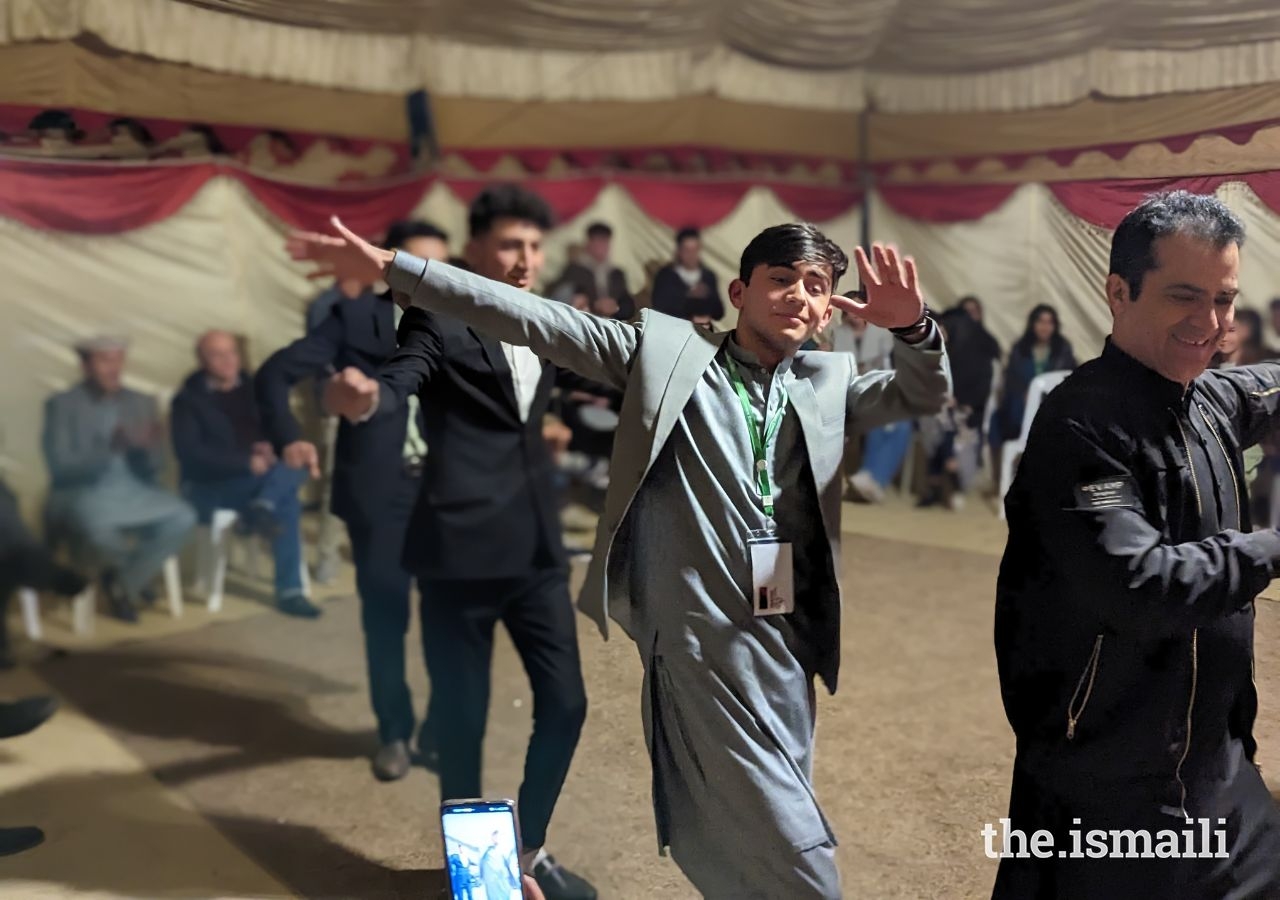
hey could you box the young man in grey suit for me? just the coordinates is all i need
[296,219,950,899]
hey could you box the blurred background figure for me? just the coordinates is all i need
[991,303,1076,468]
[549,222,635,320]
[171,330,319,619]
[1213,307,1267,368]
[42,337,196,623]
[650,227,722,324]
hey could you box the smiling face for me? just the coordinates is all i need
[1108,230,1239,386]
[467,216,544,291]
[729,261,836,357]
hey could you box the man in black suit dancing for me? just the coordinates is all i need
[256,220,448,782]
[320,186,595,900]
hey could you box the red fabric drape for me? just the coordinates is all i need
[1048,175,1231,228]
[0,159,866,235]
[0,159,217,233]
[446,177,607,226]
[877,182,1018,223]
[237,170,432,235]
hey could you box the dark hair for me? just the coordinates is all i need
[1234,308,1264,351]
[467,184,553,238]
[1110,190,1245,300]
[109,117,154,145]
[586,221,613,240]
[1269,297,1280,312]
[737,223,849,288]
[28,109,78,136]
[958,295,982,312]
[384,220,449,251]
[675,227,701,246]
[1014,303,1066,357]
[188,124,227,155]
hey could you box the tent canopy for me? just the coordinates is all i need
[7,0,1280,112]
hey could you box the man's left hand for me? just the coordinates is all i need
[833,242,924,330]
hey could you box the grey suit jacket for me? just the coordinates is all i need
[43,383,163,501]
[388,256,951,680]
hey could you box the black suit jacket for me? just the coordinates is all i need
[650,263,722,320]
[256,295,421,527]
[373,305,567,581]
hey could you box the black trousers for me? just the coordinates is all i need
[344,482,419,745]
[0,478,82,652]
[419,569,587,850]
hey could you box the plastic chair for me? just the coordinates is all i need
[998,370,1071,520]
[17,554,182,637]
[192,509,310,613]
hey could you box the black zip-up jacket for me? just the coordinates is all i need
[996,340,1280,817]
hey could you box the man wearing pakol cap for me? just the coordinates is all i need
[42,335,195,621]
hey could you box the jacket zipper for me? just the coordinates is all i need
[1173,409,1203,821]
[1066,634,1104,740]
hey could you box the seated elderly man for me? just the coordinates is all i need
[171,331,319,619]
[42,336,196,622]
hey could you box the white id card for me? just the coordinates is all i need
[748,536,794,617]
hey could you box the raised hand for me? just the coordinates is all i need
[324,367,380,421]
[286,217,395,286]
[832,242,924,329]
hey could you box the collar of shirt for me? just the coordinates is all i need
[1100,337,1191,410]
[725,331,796,380]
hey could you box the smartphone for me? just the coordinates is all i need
[441,799,523,900]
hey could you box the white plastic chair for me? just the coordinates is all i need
[17,554,183,637]
[998,370,1071,520]
[192,509,310,613]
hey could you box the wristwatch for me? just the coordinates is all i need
[889,304,933,336]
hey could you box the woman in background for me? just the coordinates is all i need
[992,304,1077,455]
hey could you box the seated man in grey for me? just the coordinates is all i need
[42,336,195,621]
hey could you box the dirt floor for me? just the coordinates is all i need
[4,499,1280,899]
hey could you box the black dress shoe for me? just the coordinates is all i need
[49,566,87,598]
[372,740,411,782]
[0,826,44,857]
[100,572,137,623]
[276,594,322,619]
[531,855,597,900]
[0,696,57,739]
[414,720,440,772]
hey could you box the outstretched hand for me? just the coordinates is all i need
[831,242,924,329]
[286,217,395,285]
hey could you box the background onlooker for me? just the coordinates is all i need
[549,222,635,320]
[649,227,722,323]
[991,303,1077,454]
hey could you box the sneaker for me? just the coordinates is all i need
[0,696,57,739]
[847,470,885,504]
[276,593,322,619]
[531,854,597,900]
[372,740,411,782]
[0,826,44,858]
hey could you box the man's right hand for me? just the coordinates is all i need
[324,367,380,421]
[281,441,320,478]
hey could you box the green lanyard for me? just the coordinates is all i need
[724,354,787,518]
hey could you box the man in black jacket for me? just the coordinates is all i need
[171,330,318,618]
[649,226,722,323]
[993,191,1280,899]
[319,186,595,900]
[256,220,448,782]
[548,221,634,320]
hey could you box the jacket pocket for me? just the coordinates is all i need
[1066,634,1105,740]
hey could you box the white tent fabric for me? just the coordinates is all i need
[7,172,1280,513]
[8,0,1280,111]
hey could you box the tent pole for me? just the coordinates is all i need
[859,106,872,255]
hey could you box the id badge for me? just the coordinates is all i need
[748,531,794,617]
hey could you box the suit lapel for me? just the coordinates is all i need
[785,375,836,538]
[646,328,728,468]
[471,328,520,417]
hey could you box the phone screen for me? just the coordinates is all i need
[441,800,523,900]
